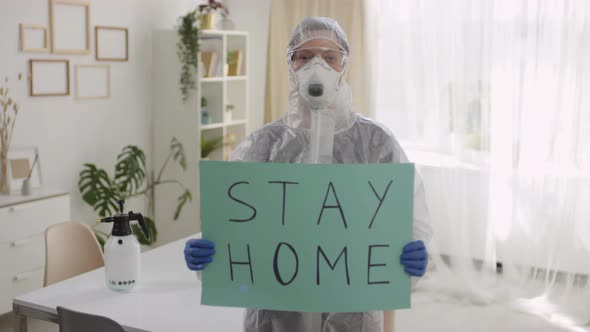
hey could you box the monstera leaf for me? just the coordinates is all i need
[171,137,187,170]
[115,145,146,195]
[80,141,191,248]
[78,163,121,217]
[174,190,192,220]
[131,216,157,246]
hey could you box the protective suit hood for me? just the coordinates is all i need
[282,17,356,135]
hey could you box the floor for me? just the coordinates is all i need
[0,314,57,332]
[2,294,587,332]
[397,291,589,332]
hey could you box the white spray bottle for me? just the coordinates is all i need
[99,200,150,292]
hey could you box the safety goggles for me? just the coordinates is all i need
[289,47,348,72]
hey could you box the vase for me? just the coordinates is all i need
[21,178,32,196]
[0,154,8,194]
[201,109,210,125]
[200,13,215,30]
[216,16,235,31]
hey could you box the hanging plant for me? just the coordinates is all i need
[177,10,200,102]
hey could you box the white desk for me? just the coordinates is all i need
[13,235,245,331]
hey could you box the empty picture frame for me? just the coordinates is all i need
[29,59,70,96]
[95,26,128,61]
[74,64,111,99]
[7,147,42,193]
[50,0,91,54]
[20,24,50,53]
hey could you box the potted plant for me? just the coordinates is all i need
[78,138,191,247]
[201,136,224,159]
[201,97,210,125]
[225,103,235,122]
[177,11,200,102]
[198,0,229,30]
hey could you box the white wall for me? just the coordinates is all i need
[224,0,271,132]
[147,0,271,132]
[0,0,270,238]
[148,0,271,246]
[0,0,156,222]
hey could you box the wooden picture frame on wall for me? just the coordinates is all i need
[95,26,129,61]
[74,64,111,100]
[29,59,70,96]
[19,24,50,53]
[7,147,42,193]
[50,0,91,54]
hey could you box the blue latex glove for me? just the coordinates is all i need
[400,240,428,277]
[184,239,215,271]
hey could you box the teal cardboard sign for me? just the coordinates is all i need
[199,161,414,313]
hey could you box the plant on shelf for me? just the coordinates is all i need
[201,97,210,125]
[201,136,224,159]
[0,73,24,194]
[79,137,192,247]
[177,10,200,102]
[198,0,229,30]
[227,51,237,66]
[225,104,235,122]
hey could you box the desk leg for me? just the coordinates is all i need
[13,304,28,332]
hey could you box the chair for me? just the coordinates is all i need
[57,306,126,332]
[383,310,395,332]
[44,221,105,286]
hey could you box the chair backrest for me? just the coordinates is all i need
[44,221,105,286]
[383,310,395,332]
[57,306,126,332]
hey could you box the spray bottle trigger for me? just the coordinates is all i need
[129,212,150,241]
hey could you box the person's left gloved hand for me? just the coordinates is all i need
[400,240,428,277]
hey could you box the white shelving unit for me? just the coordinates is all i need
[151,29,249,245]
[199,30,249,161]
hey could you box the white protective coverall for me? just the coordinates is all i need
[229,17,433,332]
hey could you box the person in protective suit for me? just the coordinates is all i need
[185,17,433,332]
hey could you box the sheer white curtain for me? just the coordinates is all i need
[367,0,590,328]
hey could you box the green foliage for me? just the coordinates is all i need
[201,136,224,158]
[79,137,191,247]
[114,146,146,195]
[171,137,187,170]
[177,11,200,102]
[78,164,121,217]
[227,51,237,65]
[174,190,192,220]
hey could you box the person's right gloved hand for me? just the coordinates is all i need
[184,239,215,271]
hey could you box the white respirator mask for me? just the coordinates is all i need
[295,56,343,110]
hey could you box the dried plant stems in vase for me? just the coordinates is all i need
[0,73,23,194]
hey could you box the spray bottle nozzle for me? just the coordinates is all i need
[99,200,150,240]
[118,199,125,214]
